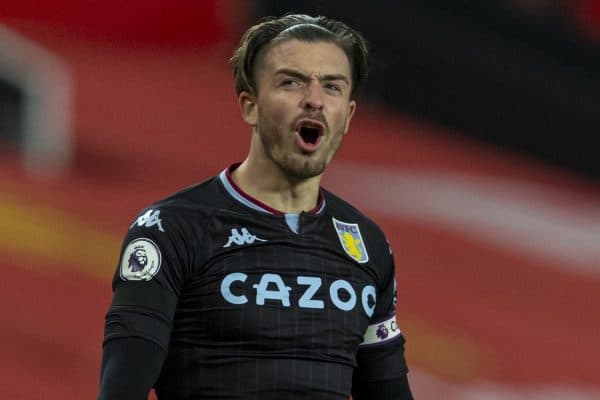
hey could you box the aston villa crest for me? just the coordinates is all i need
[332,217,369,264]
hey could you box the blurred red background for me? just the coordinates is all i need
[1,1,599,399]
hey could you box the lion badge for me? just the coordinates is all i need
[120,238,162,281]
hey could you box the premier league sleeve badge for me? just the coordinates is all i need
[119,238,162,281]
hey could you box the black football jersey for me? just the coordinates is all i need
[104,165,408,399]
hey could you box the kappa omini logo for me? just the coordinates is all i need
[120,238,162,281]
[332,217,369,263]
[131,209,165,232]
[223,227,267,248]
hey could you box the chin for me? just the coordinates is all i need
[282,158,328,180]
[296,161,327,179]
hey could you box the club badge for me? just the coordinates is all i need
[332,217,369,264]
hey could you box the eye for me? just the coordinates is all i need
[324,83,342,93]
[281,79,301,88]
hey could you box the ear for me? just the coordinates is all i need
[239,91,258,126]
[343,100,357,134]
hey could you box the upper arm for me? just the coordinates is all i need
[104,206,194,350]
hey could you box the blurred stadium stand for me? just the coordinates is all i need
[1,1,600,399]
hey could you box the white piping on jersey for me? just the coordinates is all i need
[219,169,272,214]
[219,168,326,234]
[314,199,326,214]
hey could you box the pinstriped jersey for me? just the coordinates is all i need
[105,164,408,399]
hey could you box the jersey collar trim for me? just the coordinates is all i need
[219,163,326,215]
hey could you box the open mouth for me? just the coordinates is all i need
[299,125,322,144]
[295,119,325,150]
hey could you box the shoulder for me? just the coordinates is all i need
[156,175,229,212]
[125,175,233,248]
[118,176,226,284]
[131,175,230,225]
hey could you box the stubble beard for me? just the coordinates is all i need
[258,121,344,182]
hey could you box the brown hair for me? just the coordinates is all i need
[230,14,369,100]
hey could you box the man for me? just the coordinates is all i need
[98,14,413,400]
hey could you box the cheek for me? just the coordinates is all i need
[258,99,282,120]
[331,108,351,130]
[259,102,293,132]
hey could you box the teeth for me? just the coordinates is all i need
[296,120,323,133]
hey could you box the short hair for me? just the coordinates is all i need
[230,14,369,100]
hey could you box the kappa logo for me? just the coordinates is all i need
[223,227,267,248]
[131,209,165,232]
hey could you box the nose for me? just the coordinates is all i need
[301,79,324,111]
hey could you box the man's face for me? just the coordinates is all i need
[242,39,356,180]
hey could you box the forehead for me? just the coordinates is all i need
[257,39,351,79]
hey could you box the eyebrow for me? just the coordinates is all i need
[275,68,350,86]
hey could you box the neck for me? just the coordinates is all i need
[231,159,322,214]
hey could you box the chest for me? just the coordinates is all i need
[173,210,378,353]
